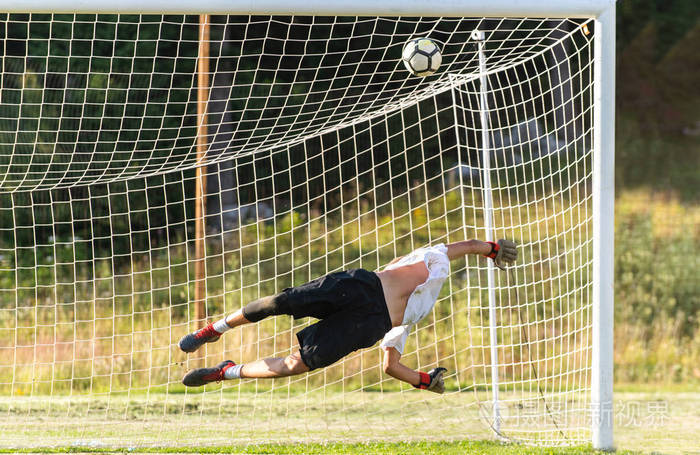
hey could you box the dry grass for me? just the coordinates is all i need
[2,188,699,393]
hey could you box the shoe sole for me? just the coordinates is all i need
[182,368,217,387]
[182,360,234,387]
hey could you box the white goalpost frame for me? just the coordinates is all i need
[591,5,616,451]
[1,0,616,450]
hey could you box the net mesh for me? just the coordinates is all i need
[0,14,595,448]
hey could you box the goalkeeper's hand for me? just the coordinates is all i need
[415,367,447,394]
[485,239,518,270]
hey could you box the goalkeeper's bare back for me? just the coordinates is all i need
[179,239,517,392]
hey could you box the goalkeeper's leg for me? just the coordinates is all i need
[180,270,354,353]
[179,295,287,353]
[182,351,309,386]
[238,351,309,378]
[180,270,365,353]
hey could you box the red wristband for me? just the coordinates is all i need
[484,241,499,259]
[414,371,431,389]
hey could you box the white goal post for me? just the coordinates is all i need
[0,0,615,450]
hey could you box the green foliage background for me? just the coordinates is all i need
[613,0,700,384]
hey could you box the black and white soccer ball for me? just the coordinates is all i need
[402,37,442,77]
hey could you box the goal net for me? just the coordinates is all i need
[0,12,605,449]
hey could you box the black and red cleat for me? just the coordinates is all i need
[178,323,221,353]
[182,360,236,387]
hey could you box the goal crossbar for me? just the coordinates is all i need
[8,0,615,18]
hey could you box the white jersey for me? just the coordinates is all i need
[380,243,450,354]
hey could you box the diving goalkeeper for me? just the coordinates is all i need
[179,239,517,393]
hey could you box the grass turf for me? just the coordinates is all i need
[0,441,638,454]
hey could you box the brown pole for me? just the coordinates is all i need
[195,14,210,328]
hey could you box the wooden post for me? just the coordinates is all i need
[195,15,210,328]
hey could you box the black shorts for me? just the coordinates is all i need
[276,269,391,371]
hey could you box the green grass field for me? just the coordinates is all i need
[0,391,697,454]
[0,440,639,454]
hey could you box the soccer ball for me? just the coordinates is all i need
[402,37,442,77]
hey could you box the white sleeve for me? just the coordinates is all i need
[426,244,450,279]
[380,325,411,354]
[434,242,448,255]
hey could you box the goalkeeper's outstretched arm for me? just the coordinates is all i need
[446,238,518,269]
[445,239,492,258]
[383,346,446,393]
